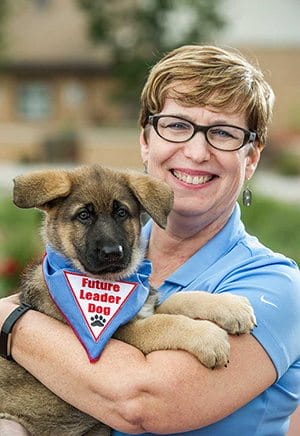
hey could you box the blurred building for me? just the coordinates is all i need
[0,0,299,168]
[0,0,141,167]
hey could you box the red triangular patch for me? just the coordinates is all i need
[64,271,137,341]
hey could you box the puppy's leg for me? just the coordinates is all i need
[156,291,256,334]
[115,314,230,369]
[83,425,111,436]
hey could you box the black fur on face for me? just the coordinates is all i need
[72,199,140,276]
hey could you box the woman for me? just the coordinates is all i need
[1,45,300,435]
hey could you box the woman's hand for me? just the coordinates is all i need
[1,292,21,305]
[0,419,30,435]
[0,293,20,329]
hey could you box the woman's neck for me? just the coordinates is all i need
[146,210,231,288]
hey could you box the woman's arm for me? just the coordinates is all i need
[137,334,276,433]
[0,297,276,434]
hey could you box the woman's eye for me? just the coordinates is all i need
[210,128,233,138]
[166,122,190,130]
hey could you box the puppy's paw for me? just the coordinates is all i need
[212,294,256,335]
[188,320,230,369]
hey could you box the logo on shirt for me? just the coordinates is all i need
[260,294,278,309]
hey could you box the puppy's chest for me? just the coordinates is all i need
[136,286,158,320]
[20,264,66,323]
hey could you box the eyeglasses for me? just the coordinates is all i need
[148,115,256,152]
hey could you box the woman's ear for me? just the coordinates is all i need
[245,144,261,180]
[140,128,150,165]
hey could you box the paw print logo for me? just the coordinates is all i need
[90,314,106,327]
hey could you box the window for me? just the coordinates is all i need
[18,83,52,120]
[62,82,85,108]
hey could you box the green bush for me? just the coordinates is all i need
[240,195,300,266]
[0,197,43,297]
[267,150,300,176]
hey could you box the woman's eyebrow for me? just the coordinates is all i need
[160,113,238,126]
[158,113,194,121]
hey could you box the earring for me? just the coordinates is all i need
[143,161,148,174]
[242,182,252,207]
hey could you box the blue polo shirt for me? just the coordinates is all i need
[113,204,300,436]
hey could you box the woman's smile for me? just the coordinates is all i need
[171,168,216,188]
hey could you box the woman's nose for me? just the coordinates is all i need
[182,132,211,162]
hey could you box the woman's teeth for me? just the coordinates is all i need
[172,170,213,185]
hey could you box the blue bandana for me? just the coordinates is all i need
[43,245,151,362]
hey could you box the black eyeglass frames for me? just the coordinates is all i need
[148,115,256,152]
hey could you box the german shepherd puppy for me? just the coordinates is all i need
[0,164,256,435]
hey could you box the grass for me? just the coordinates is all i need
[0,194,299,297]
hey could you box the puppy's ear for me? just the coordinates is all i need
[13,170,72,210]
[125,172,173,229]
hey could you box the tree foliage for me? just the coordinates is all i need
[0,0,9,55]
[77,0,226,116]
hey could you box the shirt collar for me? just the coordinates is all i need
[142,203,245,288]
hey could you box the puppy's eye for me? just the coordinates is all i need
[112,200,130,220]
[116,207,129,219]
[76,210,91,222]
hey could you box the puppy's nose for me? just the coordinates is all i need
[100,244,123,261]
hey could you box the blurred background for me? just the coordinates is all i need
[0,0,299,296]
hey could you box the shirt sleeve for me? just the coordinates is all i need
[216,257,300,379]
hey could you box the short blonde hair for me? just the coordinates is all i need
[139,45,275,149]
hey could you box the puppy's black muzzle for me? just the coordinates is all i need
[80,217,132,275]
[99,244,124,262]
[82,241,130,275]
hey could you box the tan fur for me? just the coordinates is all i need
[13,170,72,209]
[156,291,256,335]
[0,164,256,435]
